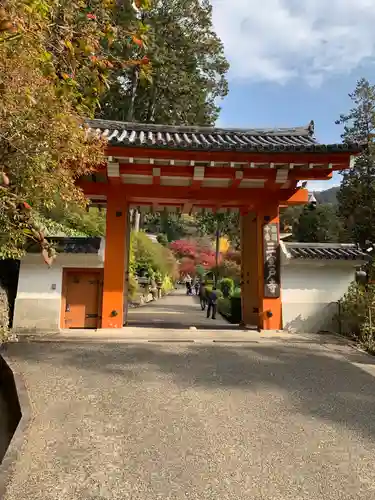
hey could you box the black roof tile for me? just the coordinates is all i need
[86,119,362,154]
[27,237,102,254]
[284,243,367,261]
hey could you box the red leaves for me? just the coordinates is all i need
[132,36,143,48]
[170,239,221,275]
[23,201,31,210]
[140,55,150,65]
[86,13,97,20]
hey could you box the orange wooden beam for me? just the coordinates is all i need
[107,145,355,167]
[77,180,308,206]
[118,164,338,181]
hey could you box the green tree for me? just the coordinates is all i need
[336,78,375,245]
[195,211,240,248]
[100,0,229,124]
[294,204,345,243]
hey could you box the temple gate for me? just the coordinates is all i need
[77,119,360,330]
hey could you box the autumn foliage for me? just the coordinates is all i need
[170,238,223,276]
[0,0,150,259]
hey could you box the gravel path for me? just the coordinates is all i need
[3,337,375,499]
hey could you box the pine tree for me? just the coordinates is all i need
[336,78,375,245]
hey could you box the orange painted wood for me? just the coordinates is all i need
[107,177,122,185]
[240,213,260,327]
[119,164,338,181]
[61,269,103,329]
[258,206,282,330]
[101,188,128,328]
[106,146,355,167]
[77,181,308,206]
[240,207,282,331]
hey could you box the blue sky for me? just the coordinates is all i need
[211,0,375,191]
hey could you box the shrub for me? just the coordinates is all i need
[338,281,375,352]
[216,259,241,283]
[162,276,174,295]
[127,273,138,301]
[218,297,231,317]
[130,231,178,280]
[156,233,168,247]
[219,278,234,297]
[218,295,242,324]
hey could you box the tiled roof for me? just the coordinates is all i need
[86,119,362,153]
[284,242,368,261]
[28,237,102,254]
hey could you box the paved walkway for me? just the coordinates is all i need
[126,288,231,330]
[3,334,375,499]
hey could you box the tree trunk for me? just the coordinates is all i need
[146,80,158,122]
[127,67,139,122]
[134,210,141,232]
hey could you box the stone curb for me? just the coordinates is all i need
[0,351,32,499]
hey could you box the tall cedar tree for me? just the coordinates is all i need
[336,78,375,245]
[100,0,229,125]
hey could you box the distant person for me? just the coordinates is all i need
[185,277,193,295]
[207,286,218,320]
[199,281,206,310]
[194,280,199,296]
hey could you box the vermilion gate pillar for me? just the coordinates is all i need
[241,203,281,330]
[101,188,128,328]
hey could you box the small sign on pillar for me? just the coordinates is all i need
[263,222,280,298]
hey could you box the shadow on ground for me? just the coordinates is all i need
[5,339,375,442]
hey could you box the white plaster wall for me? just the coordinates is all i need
[13,252,104,332]
[281,260,359,333]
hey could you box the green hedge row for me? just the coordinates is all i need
[218,296,242,324]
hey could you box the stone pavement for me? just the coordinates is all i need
[3,334,375,499]
[126,287,230,329]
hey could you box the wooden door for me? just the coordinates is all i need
[63,270,102,329]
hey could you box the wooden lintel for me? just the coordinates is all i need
[118,164,336,181]
[77,181,308,207]
[107,145,356,166]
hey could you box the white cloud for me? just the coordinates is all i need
[211,0,375,85]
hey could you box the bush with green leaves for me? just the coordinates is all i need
[219,278,234,298]
[129,230,178,281]
[338,280,375,352]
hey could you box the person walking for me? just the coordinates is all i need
[207,286,218,320]
[199,281,206,310]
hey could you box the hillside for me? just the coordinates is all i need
[314,186,339,205]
